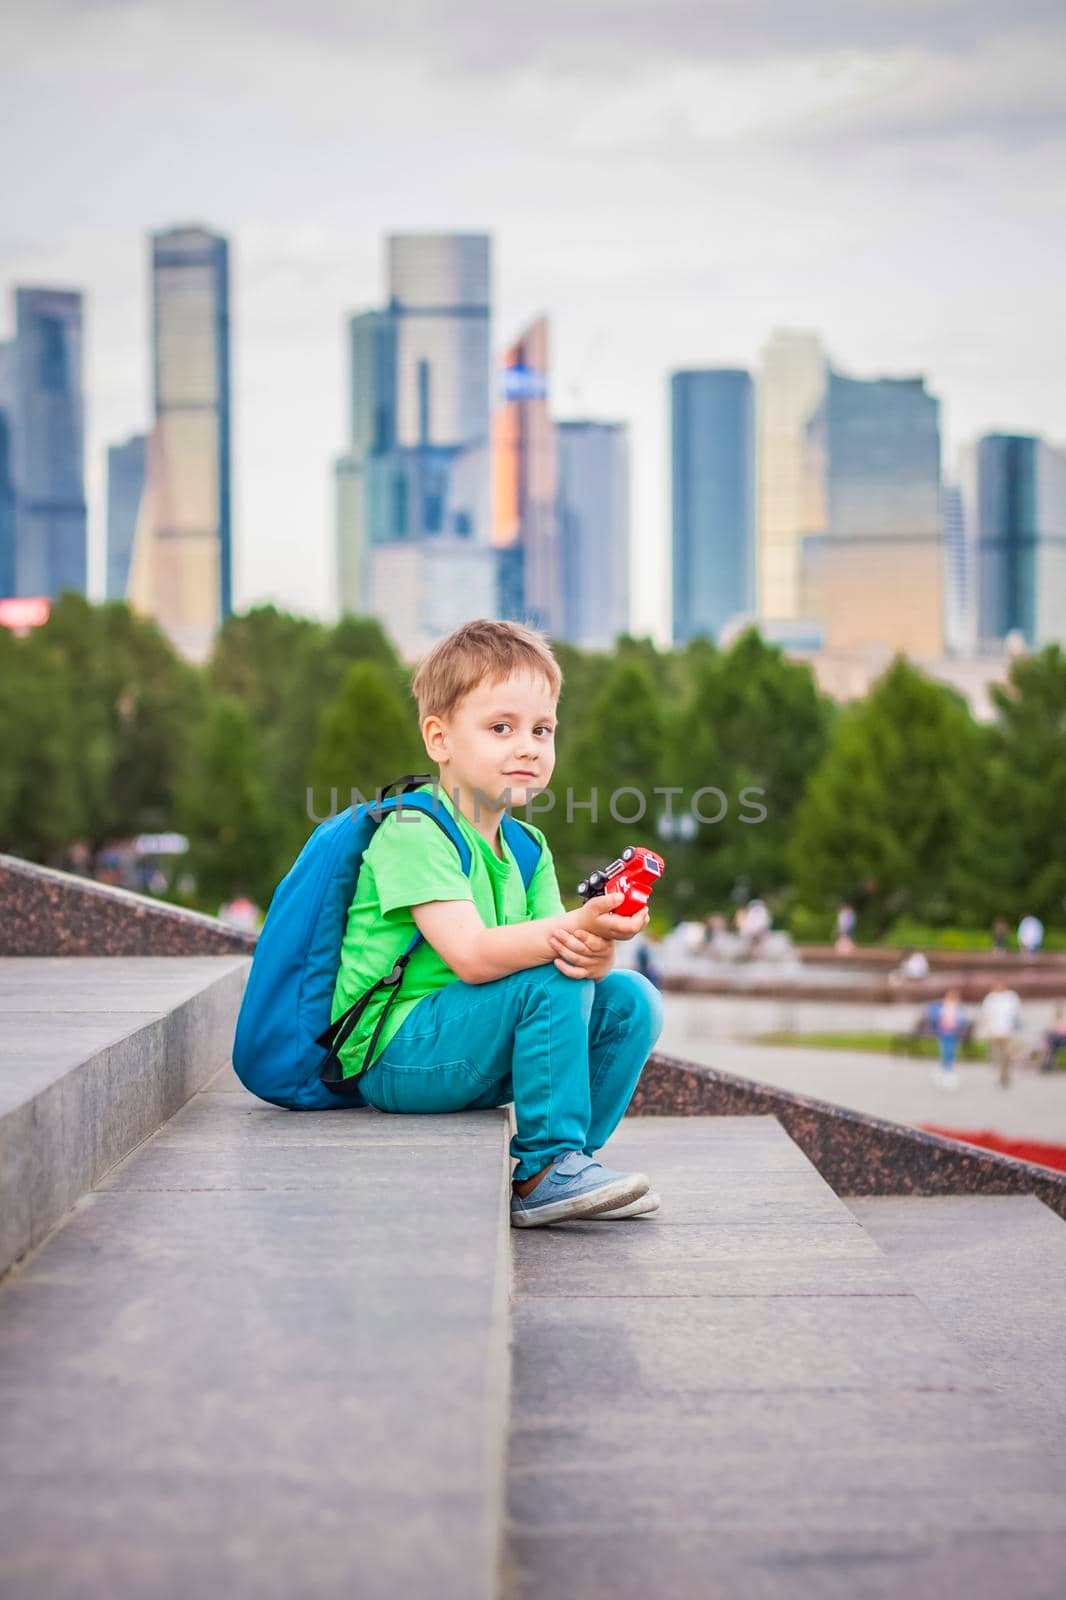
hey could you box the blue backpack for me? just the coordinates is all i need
[232,774,544,1110]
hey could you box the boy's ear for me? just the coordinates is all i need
[422,714,447,762]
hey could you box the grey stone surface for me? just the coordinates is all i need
[504,1528,1066,1600]
[849,1194,1066,1449]
[506,1116,1066,1599]
[0,957,249,1274]
[0,1060,513,1600]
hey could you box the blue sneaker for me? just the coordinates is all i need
[510,1151,650,1228]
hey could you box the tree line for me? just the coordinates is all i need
[2,593,1064,940]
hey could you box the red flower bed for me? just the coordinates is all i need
[921,1125,1066,1174]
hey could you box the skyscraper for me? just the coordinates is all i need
[347,308,397,460]
[493,317,559,631]
[0,341,15,597]
[557,420,630,650]
[335,309,397,615]
[968,434,1066,649]
[756,331,826,621]
[335,233,495,637]
[942,483,975,655]
[9,288,87,599]
[127,226,232,660]
[106,434,147,601]
[808,372,943,655]
[671,369,755,644]
[387,234,490,454]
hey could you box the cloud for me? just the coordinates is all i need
[11,0,1065,160]
[19,0,1066,69]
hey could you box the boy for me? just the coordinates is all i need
[330,618,664,1227]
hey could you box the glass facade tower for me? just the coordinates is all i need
[336,234,495,637]
[756,330,826,621]
[0,342,15,597]
[128,227,232,660]
[971,434,1066,649]
[941,482,974,655]
[387,234,491,453]
[493,316,558,630]
[671,369,755,643]
[9,288,87,598]
[106,434,147,601]
[557,420,630,650]
[809,371,943,655]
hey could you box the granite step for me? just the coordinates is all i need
[0,956,249,1277]
[847,1193,1066,1451]
[0,1059,514,1600]
[505,1116,1066,1600]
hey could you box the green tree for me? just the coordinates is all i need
[210,607,409,880]
[176,695,280,909]
[555,656,667,898]
[789,657,977,934]
[208,605,321,732]
[308,661,425,823]
[669,629,834,910]
[28,593,201,856]
[954,646,1066,925]
[0,628,84,862]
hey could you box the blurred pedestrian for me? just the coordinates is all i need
[1041,1005,1066,1074]
[633,929,663,991]
[743,898,771,955]
[891,948,929,984]
[835,902,856,953]
[1018,913,1045,955]
[928,988,968,1091]
[978,980,1021,1089]
[992,917,1009,958]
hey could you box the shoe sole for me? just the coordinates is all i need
[510,1172,650,1228]
[593,1191,661,1220]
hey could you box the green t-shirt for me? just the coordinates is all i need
[330,784,566,1078]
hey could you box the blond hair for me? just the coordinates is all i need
[411,618,563,724]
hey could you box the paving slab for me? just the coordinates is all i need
[849,1194,1066,1450]
[0,957,249,1274]
[506,1117,1066,1600]
[0,1067,513,1600]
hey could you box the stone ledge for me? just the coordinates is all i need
[0,956,250,1276]
[0,854,258,957]
[630,1051,1066,1220]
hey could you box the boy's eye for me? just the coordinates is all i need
[490,723,554,736]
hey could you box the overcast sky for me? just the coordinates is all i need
[2,0,1064,641]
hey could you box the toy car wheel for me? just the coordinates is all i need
[588,872,604,889]
[577,880,588,897]
[622,847,635,862]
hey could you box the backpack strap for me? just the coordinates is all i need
[500,812,543,893]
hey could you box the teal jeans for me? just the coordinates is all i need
[356,965,664,1181]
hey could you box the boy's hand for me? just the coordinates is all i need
[548,926,613,980]
[571,891,650,943]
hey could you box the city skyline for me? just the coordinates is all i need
[2,0,1064,642]
[4,236,1063,660]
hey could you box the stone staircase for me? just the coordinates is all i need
[2,961,1065,1599]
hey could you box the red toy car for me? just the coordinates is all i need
[577,846,666,919]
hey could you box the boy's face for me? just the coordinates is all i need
[424,670,558,810]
